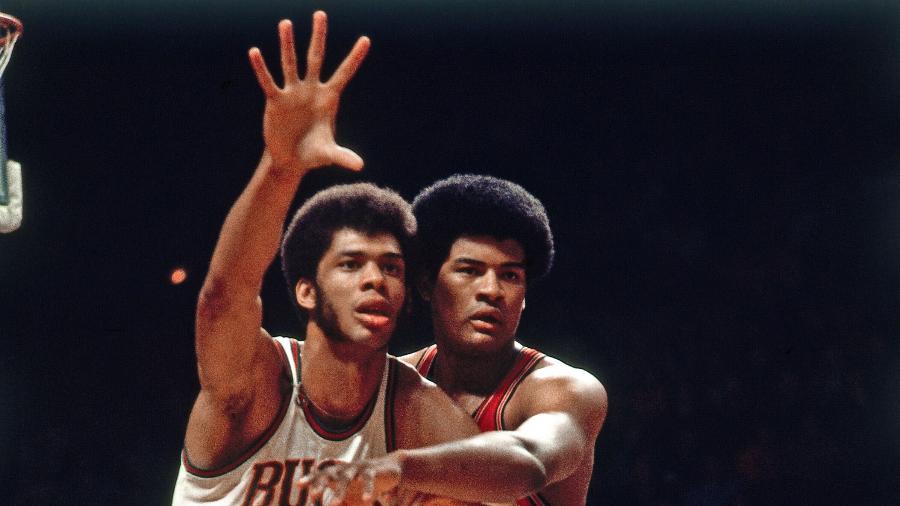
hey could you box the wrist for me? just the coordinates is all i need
[260,150,312,182]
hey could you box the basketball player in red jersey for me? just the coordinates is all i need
[403,175,609,505]
[174,12,546,505]
[304,176,608,505]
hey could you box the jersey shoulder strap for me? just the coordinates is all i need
[414,344,438,378]
[472,346,545,431]
[273,336,302,385]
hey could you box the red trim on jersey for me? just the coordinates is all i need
[384,358,398,452]
[475,348,547,506]
[472,347,544,431]
[182,339,295,478]
[417,345,549,506]
[414,344,438,376]
[516,494,550,506]
[298,366,381,442]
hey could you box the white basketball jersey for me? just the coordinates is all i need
[172,337,398,505]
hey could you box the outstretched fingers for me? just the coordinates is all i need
[248,47,278,98]
[305,10,327,81]
[278,19,299,84]
[328,35,371,92]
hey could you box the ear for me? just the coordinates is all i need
[295,278,316,310]
[416,275,434,302]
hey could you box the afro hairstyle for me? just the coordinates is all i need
[281,182,416,314]
[412,174,554,283]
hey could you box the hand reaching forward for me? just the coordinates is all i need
[249,11,370,173]
[302,456,400,506]
[302,456,489,506]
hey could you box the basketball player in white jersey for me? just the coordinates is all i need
[307,176,608,505]
[173,13,547,505]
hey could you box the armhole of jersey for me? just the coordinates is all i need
[181,337,297,478]
[384,357,398,452]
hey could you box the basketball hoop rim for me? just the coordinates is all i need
[0,13,23,39]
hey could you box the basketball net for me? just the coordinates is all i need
[0,11,22,233]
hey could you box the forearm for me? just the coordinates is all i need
[204,151,307,292]
[195,152,310,389]
[395,432,548,502]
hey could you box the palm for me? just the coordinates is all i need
[249,12,370,172]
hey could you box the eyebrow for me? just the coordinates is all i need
[338,250,404,260]
[453,257,525,270]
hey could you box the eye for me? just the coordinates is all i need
[339,260,360,270]
[502,271,523,283]
[456,266,477,276]
[382,262,404,276]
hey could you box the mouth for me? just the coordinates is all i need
[355,300,394,328]
[469,309,502,331]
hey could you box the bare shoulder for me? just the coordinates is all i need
[512,354,608,434]
[391,356,452,412]
[389,357,478,448]
[531,355,607,403]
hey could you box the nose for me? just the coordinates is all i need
[360,261,385,291]
[476,270,503,302]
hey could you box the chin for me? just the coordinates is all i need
[444,332,510,355]
[352,327,394,349]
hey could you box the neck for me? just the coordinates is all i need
[300,324,387,424]
[432,339,521,396]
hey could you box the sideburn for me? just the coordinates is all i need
[309,280,350,344]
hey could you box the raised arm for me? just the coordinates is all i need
[184,12,371,470]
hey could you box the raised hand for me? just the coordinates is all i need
[248,11,370,173]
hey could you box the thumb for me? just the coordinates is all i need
[331,146,364,172]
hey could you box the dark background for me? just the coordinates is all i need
[1,1,900,504]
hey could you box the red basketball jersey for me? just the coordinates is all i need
[416,345,549,506]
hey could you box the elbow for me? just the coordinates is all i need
[509,433,569,493]
[194,282,232,358]
[193,282,241,391]
[497,436,550,497]
[492,445,548,500]
[521,448,550,494]
[196,279,234,322]
[196,276,262,324]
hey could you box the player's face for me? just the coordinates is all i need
[310,228,406,349]
[428,235,527,356]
